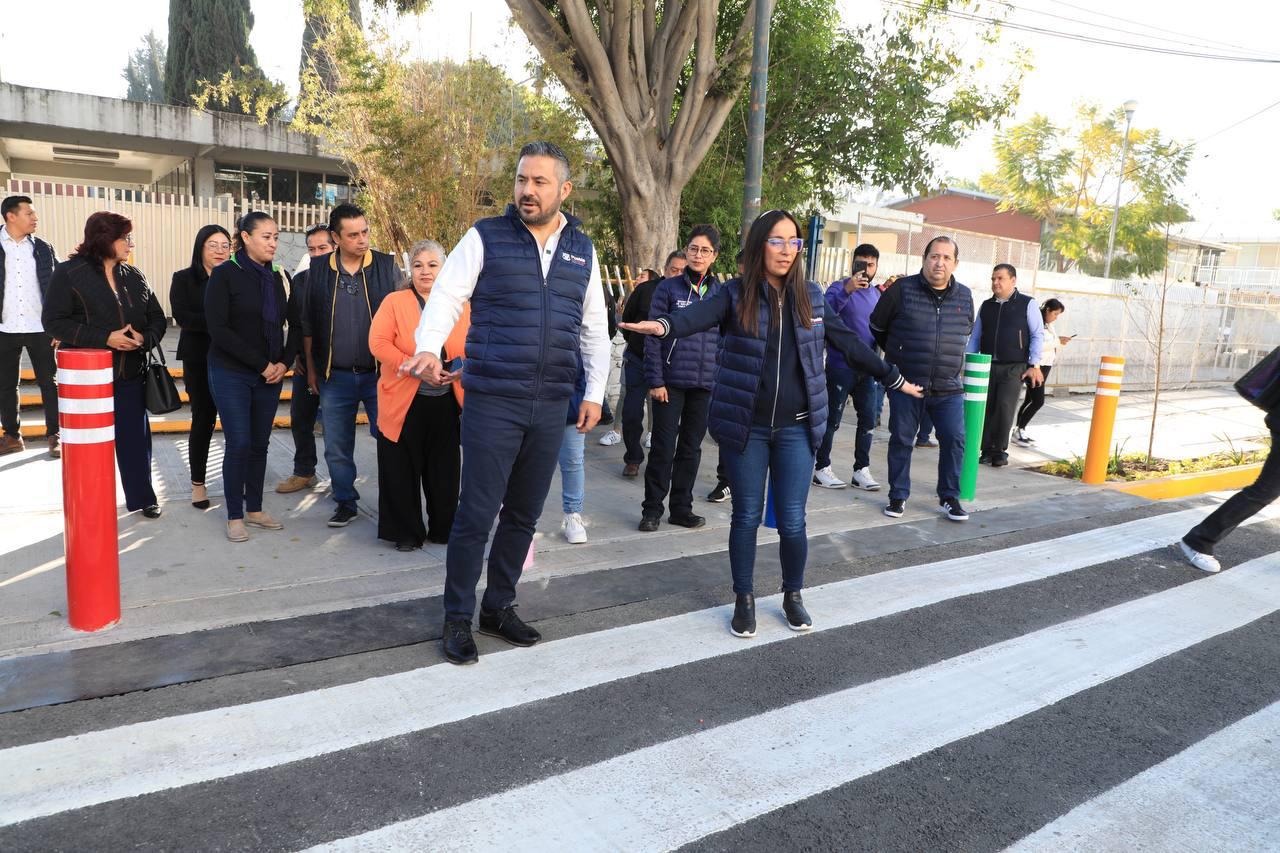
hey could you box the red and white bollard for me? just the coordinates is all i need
[56,348,120,631]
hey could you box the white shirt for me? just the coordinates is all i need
[0,227,44,334]
[1041,320,1062,367]
[414,212,611,404]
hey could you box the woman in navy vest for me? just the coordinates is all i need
[622,210,922,637]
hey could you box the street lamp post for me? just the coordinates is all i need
[1103,99,1138,280]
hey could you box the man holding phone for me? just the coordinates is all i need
[814,244,884,491]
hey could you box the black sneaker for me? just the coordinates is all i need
[668,512,706,529]
[707,483,731,503]
[991,456,1009,468]
[883,499,906,518]
[638,515,661,532]
[978,453,992,465]
[940,496,969,522]
[442,619,478,665]
[782,590,813,631]
[478,605,542,647]
[328,505,358,527]
[730,593,756,638]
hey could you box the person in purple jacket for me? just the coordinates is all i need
[813,245,884,491]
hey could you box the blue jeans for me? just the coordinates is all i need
[722,424,814,595]
[886,390,964,502]
[815,367,877,472]
[444,391,567,621]
[559,424,585,513]
[319,369,379,509]
[208,354,283,519]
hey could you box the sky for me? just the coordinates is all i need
[4,0,1279,241]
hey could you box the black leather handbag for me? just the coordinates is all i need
[143,345,182,414]
[1235,346,1280,413]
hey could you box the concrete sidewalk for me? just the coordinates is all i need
[0,384,1260,659]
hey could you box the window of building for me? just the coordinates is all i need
[214,162,244,199]
[299,171,325,206]
[242,166,269,204]
[271,168,298,205]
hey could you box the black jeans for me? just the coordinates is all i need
[981,361,1026,460]
[290,367,320,477]
[377,392,460,545]
[643,386,711,518]
[181,351,217,483]
[621,354,647,465]
[114,376,157,511]
[1016,364,1052,429]
[1184,426,1280,556]
[0,331,58,438]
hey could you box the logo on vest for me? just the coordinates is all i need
[561,251,588,267]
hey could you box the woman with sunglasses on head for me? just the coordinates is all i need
[621,210,922,637]
[170,224,231,509]
[204,212,299,543]
[43,211,167,518]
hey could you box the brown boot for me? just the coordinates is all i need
[622,463,640,478]
[0,434,24,456]
[47,434,61,458]
[275,474,317,494]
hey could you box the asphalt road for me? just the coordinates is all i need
[3,494,1280,852]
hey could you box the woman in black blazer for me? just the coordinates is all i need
[43,211,167,518]
[170,224,231,509]
[204,212,299,542]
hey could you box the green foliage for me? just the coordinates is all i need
[123,30,166,104]
[166,0,285,116]
[980,103,1192,278]
[292,8,585,256]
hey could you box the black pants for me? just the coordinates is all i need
[621,354,647,465]
[643,386,710,518]
[290,367,319,477]
[181,351,218,483]
[1184,425,1280,556]
[114,376,157,511]
[0,331,58,438]
[980,361,1026,460]
[377,392,460,546]
[1016,364,1052,430]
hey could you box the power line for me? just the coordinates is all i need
[1038,0,1275,58]
[885,0,1280,64]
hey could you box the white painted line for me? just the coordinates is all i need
[0,506,1265,826]
[311,553,1280,852]
[57,426,115,445]
[1005,701,1280,853]
[56,367,113,385]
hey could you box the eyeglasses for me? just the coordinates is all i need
[123,235,136,246]
[765,237,804,251]
[205,241,231,252]
[685,245,716,257]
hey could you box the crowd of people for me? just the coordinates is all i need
[1,139,1272,665]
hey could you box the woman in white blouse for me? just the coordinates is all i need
[1013,298,1069,446]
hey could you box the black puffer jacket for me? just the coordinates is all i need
[42,257,166,381]
[869,273,974,395]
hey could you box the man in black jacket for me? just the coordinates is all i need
[869,236,975,522]
[0,196,59,457]
[302,204,400,528]
[276,224,336,494]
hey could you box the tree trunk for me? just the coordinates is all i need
[613,166,681,274]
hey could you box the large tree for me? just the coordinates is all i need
[981,104,1191,278]
[123,31,167,104]
[165,0,280,114]
[300,0,432,97]
[505,0,773,269]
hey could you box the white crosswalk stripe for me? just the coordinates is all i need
[3,504,1280,852]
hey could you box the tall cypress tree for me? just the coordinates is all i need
[165,0,269,112]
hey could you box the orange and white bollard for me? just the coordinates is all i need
[1082,356,1125,485]
[56,348,121,631]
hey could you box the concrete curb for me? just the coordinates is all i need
[1110,463,1263,500]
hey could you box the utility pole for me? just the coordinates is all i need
[1103,99,1138,280]
[740,0,773,242]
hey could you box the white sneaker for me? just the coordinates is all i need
[563,512,588,544]
[598,430,622,446]
[1179,540,1220,574]
[1012,427,1034,447]
[643,432,651,449]
[850,467,880,491]
[812,465,847,489]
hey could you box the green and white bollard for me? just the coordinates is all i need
[960,352,992,502]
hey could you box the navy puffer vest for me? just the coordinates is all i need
[977,290,1032,363]
[883,273,974,395]
[465,205,593,400]
[644,270,720,390]
[707,280,829,455]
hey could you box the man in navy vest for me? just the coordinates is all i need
[400,141,611,665]
[968,263,1044,467]
[869,236,975,522]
